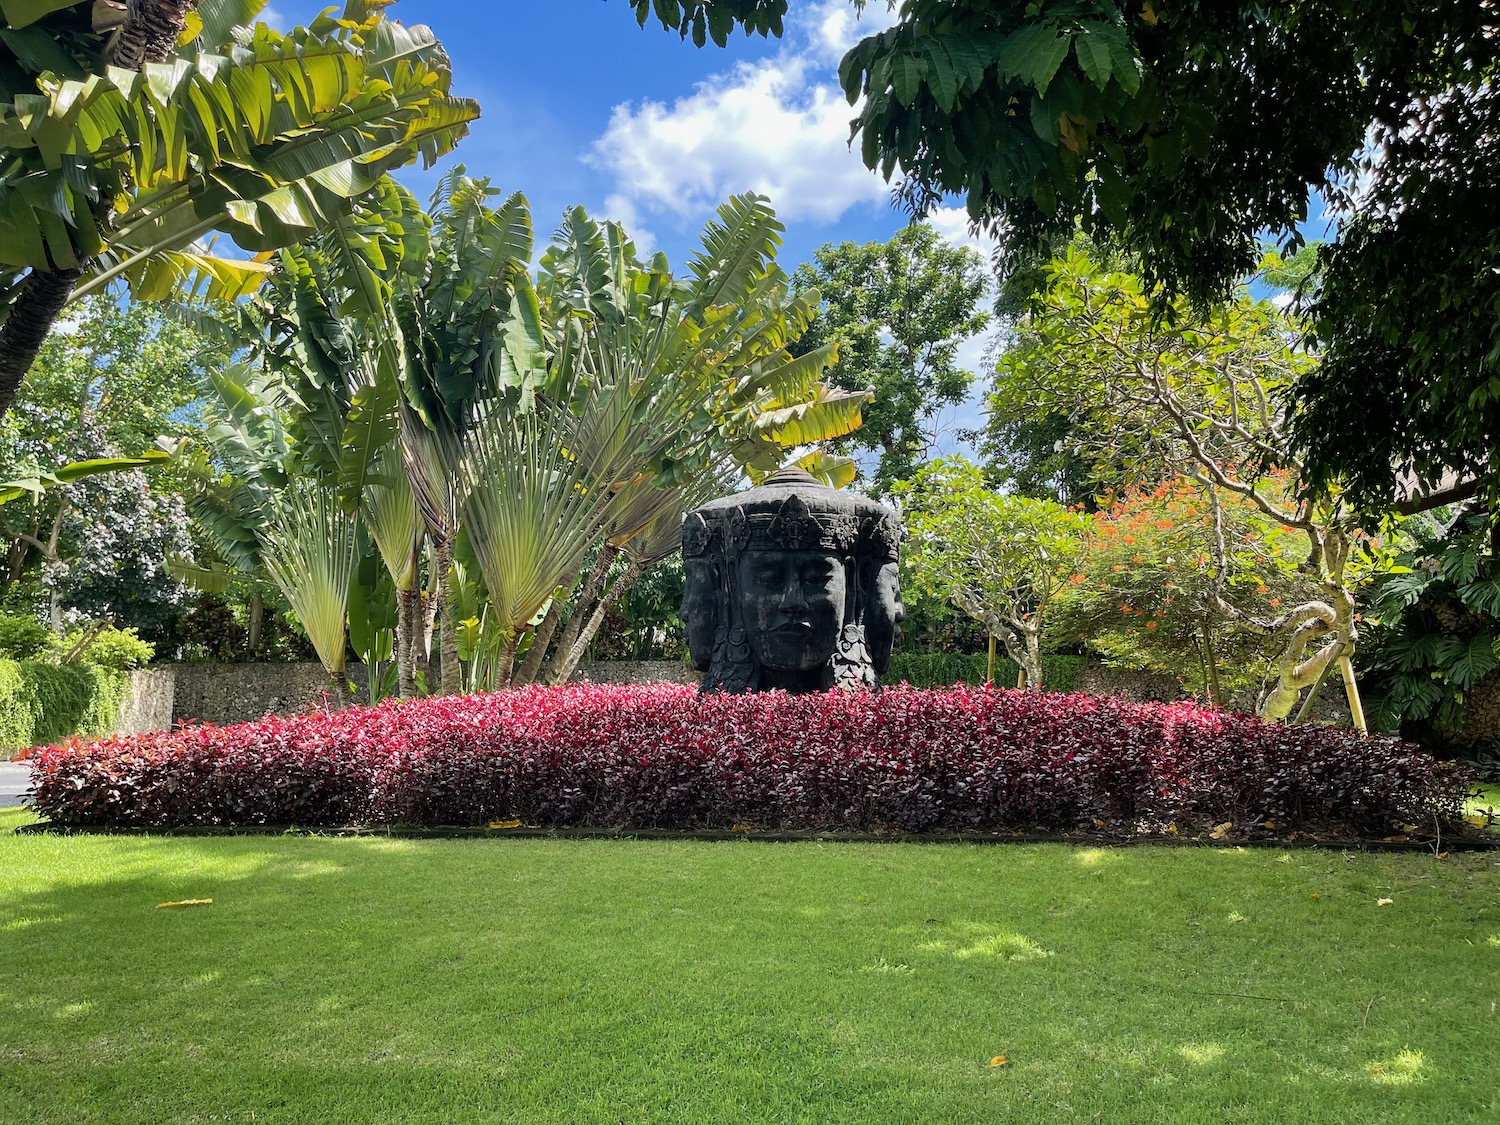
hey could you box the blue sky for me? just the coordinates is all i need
[267,1,974,271]
[263,0,999,461]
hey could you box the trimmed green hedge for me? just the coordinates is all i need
[886,652,1088,692]
[0,659,128,754]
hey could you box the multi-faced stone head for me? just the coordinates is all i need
[678,468,904,694]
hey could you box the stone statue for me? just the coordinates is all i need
[678,468,904,694]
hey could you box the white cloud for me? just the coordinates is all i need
[588,1,899,226]
[924,205,999,262]
[600,193,657,256]
[800,0,895,63]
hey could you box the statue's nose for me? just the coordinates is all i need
[778,571,807,612]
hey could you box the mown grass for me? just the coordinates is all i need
[2,807,1497,1124]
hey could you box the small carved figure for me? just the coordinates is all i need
[678,468,904,693]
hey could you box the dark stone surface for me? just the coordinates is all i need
[679,468,904,693]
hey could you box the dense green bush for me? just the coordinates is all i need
[0,614,49,661]
[0,659,128,753]
[887,652,1087,692]
[65,625,154,671]
[0,660,29,747]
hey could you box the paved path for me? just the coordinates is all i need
[0,761,32,809]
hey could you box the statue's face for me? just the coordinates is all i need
[737,549,846,672]
[865,560,905,674]
[679,558,718,672]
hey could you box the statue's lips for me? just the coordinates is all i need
[770,621,815,636]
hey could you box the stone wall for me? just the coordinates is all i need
[571,660,701,686]
[117,668,175,735]
[101,659,1355,736]
[169,663,368,726]
[1073,664,1185,704]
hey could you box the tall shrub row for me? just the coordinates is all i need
[26,685,1472,838]
[887,652,1087,691]
[1,660,128,753]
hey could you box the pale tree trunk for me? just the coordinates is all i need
[540,545,619,685]
[1018,620,1044,690]
[951,591,1041,690]
[1201,622,1224,710]
[1257,611,1339,721]
[545,556,648,686]
[247,591,264,657]
[1204,487,1367,731]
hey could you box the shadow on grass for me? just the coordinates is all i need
[1,820,1497,1124]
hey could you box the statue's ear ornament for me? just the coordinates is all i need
[681,511,713,558]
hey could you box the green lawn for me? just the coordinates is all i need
[2,809,1497,1124]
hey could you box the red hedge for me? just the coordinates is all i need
[25,684,1475,838]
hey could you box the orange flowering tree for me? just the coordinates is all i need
[1053,477,1318,709]
[993,249,1397,728]
[894,457,1088,690]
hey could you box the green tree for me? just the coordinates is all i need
[894,456,1087,690]
[0,0,476,421]
[791,223,989,493]
[0,294,226,638]
[629,1,1498,514]
[1053,476,1317,711]
[992,248,1392,726]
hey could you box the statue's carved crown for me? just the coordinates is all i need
[682,471,900,561]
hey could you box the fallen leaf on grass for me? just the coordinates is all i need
[988,1055,1009,1068]
[1310,893,1321,901]
[488,819,522,830]
[1377,898,1394,907]
[156,899,212,909]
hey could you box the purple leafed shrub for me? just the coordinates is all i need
[26,684,1475,838]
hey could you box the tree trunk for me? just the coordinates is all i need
[540,545,618,685]
[1258,615,1338,722]
[0,267,82,422]
[547,557,649,686]
[328,667,353,705]
[416,561,439,685]
[0,2,200,425]
[1338,650,1368,734]
[1021,625,1043,690]
[396,584,419,698]
[1201,622,1224,710]
[247,591,264,657]
[434,536,462,695]
[104,0,197,69]
[490,631,519,687]
[514,598,564,686]
[49,585,65,635]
